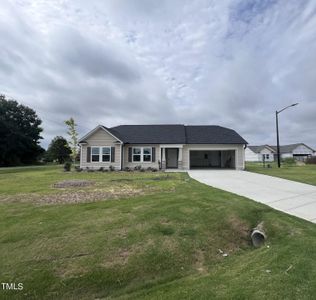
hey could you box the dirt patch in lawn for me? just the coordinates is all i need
[40,188,145,204]
[0,187,149,205]
[53,179,95,188]
[225,215,251,250]
[228,216,250,237]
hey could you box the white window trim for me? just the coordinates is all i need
[132,147,152,163]
[91,146,112,163]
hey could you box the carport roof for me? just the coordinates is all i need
[107,124,247,145]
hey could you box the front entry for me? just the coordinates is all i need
[166,148,178,168]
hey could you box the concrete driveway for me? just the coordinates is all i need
[188,170,316,224]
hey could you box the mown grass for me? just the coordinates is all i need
[0,165,315,299]
[246,162,316,186]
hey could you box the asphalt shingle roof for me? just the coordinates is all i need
[248,145,275,153]
[185,125,247,144]
[248,143,315,154]
[269,143,315,153]
[108,124,247,145]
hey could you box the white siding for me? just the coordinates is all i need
[80,128,121,170]
[245,148,260,161]
[245,147,274,162]
[182,144,245,170]
[259,148,274,162]
[281,153,293,159]
[293,145,314,155]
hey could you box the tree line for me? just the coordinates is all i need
[0,94,79,167]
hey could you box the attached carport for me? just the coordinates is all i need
[189,150,235,169]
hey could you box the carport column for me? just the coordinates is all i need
[178,147,183,169]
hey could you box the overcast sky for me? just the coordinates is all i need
[1,0,316,148]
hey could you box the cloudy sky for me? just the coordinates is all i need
[1,0,316,148]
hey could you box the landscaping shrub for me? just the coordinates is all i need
[74,166,82,172]
[134,165,142,171]
[146,167,158,172]
[306,156,316,164]
[124,167,131,172]
[63,161,72,172]
[98,167,104,172]
[140,168,146,172]
[282,157,296,165]
[109,165,115,171]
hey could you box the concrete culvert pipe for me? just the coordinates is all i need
[251,222,266,248]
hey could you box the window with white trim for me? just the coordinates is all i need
[91,146,111,162]
[132,147,152,162]
[102,147,111,162]
[143,147,152,162]
[133,147,141,162]
[91,147,100,162]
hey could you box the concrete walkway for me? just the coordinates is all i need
[188,170,316,224]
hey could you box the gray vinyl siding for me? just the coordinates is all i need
[123,145,161,169]
[80,128,121,170]
[182,144,245,170]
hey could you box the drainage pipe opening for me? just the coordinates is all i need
[251,222,266,248]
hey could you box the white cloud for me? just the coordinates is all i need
[0,0,316,148]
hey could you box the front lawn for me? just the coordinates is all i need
[246,162,316,186]
[0,165,316,299]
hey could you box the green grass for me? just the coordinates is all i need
[246,162,316,186]
[0,165,316,299]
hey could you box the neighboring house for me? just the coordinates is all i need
[245,143,315,162]
[270,143,315,161]
[78,125,247,170]
[245,145,275,162]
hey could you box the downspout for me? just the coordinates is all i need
[120,143,123,171]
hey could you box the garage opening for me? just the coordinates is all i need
[189,150,235,169]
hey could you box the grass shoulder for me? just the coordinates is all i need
[246,162,316,186]
[0,165,315,299]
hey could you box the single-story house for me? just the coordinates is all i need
[245,143,315,162]
[78,124,247,170]
[270,143,315,161]
[245,145,275,162]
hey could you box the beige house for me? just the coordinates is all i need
[78,125,247,170]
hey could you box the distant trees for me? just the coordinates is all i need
[45,136,71,164]
[0,95,44,166]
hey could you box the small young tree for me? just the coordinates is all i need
[46,136,71,164]
[64,118,79,164]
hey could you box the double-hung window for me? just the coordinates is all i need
[91,146,111,162]
[91,147,100,162]
[132,147,152,162]
[143,148,152,162]
[133,148,141,162]
[102,147,111,162]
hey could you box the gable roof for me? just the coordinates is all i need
[78,125,123,143]
[248,145,275,153]
[269,143,315,153]
[108,124,247,144]
[109,125,186,144]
